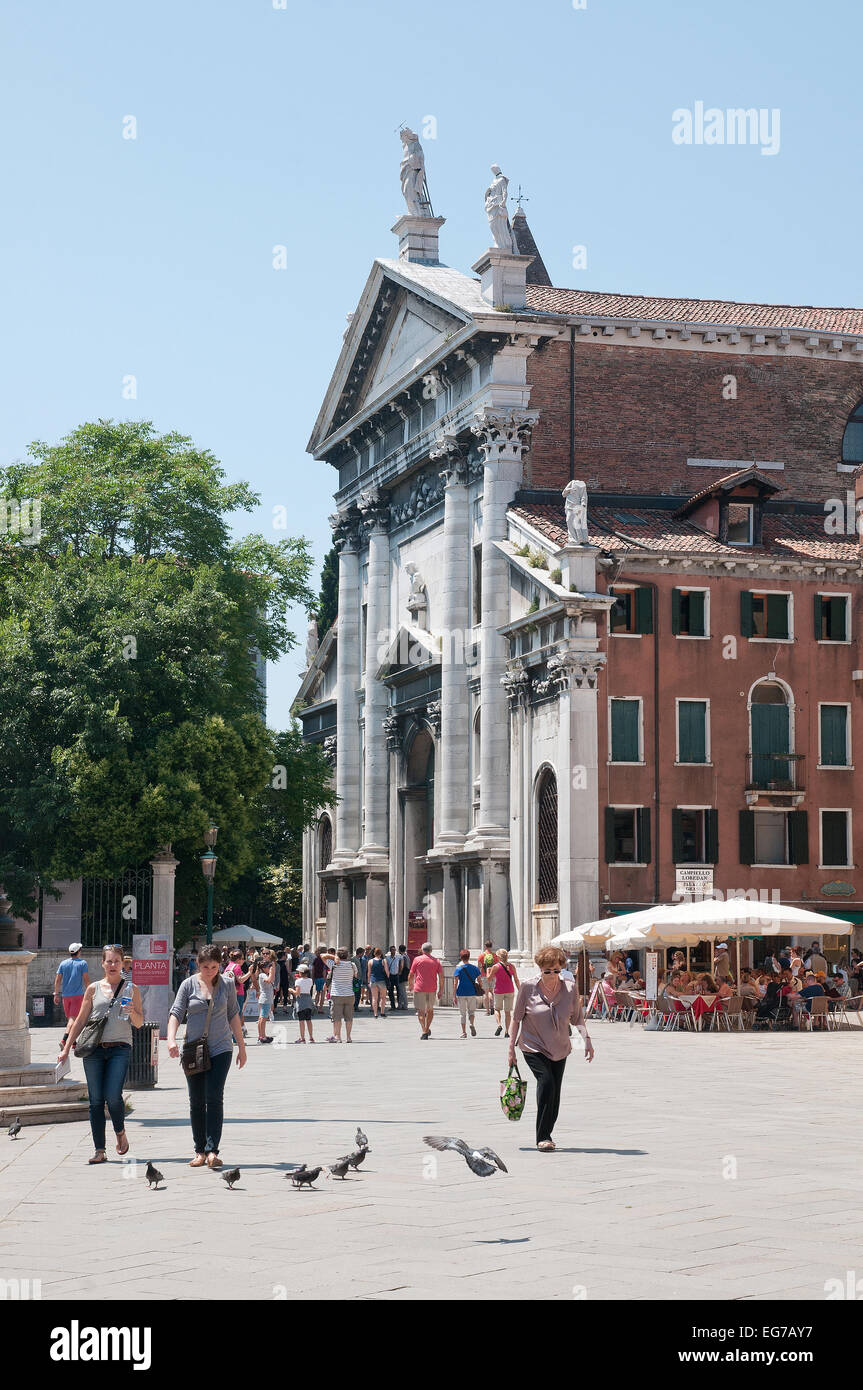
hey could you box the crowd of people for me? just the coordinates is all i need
[594,939,861,1029]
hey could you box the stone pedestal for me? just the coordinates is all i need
[555,543,600,593]
[392,214,445,265]
[472,249,534,309]
[0,951,35,1067]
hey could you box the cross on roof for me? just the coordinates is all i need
[514,185,529,210]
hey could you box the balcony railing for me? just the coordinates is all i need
[746,751,805,794]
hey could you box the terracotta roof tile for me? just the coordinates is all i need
[523,286,863,336]
[508,502,862,563]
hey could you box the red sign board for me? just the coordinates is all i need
[407,912,426,957]
[132,958,170,985]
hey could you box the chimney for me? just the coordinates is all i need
[391,214,446,265]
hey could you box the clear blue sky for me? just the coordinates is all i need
[2,0,861,726]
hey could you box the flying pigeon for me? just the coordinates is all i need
[291,1165,322,1188]
[423,1136,508,1178]
[145,1161,164,1189]
[355,1127,369,1150]
[221,1167,241,1190]
[327,1158,351,1180]
[337,1148,368,1170]
[7,1117,21,1139]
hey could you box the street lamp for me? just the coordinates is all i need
[201,823,219,944]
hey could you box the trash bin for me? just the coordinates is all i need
[30,995,56,1027]
[127,1021,159,1088]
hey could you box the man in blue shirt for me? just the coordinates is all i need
[453,949,482,1039]
[53,943,90,1044]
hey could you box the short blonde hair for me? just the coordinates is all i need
[497,948,509,963]
[534,945,567,970]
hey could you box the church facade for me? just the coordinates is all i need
[297,144,863,966]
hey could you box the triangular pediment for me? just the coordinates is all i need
[307,259,480,456]
[358,297,458,410]
[376,624,441,681]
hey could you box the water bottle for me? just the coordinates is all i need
[120,990,133,1022]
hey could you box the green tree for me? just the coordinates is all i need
[0,420,332,923]
[316,545,339,637]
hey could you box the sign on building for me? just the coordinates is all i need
[132,935,172,1038]
[674,867,714,898]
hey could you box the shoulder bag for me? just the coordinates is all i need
[73,981,125,1059]
[181,988,215,1077]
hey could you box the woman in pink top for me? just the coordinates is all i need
[507,946,594,1152]
[490,949,520,1038]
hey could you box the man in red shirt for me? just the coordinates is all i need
[407,942,443,1040]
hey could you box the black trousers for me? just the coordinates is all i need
[523,1050,567,1144]
[387,975,398,1009]
[186,1050,233,1154]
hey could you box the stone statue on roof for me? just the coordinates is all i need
[563,479,589,545]
[399,128,432,216]
[305,616,319,670]
[485,164,515,253]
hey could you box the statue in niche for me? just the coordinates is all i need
[405,562,428,627]
[399,128,432,216]
[563,479,589,545]
[485,164,515,253]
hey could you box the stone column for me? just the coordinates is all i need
[358,491,390,861]
[402,791,426,926]
[0,950,35,1067]
[145,846,178,1037]
[551,651,606,934]
[502,664,530,961]
[337,878,353,952]
[330,508,363,862]
[429,436,470,847]
[469,409,537,843]
[366,874,389,951]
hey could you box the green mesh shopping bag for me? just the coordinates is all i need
[499,1061,527,1121]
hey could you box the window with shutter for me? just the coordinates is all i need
[739,809,755,865]
[821,810,850,867]
[636,807,651,863]
[678,700,708,763]
[607,808,640,863]
[635,587,654,634]
[766,593,789,639]
[610,699,641,761]
[536,770,558,903]
[753,811,788,865]
[674,589,707,637]
[673,808,711,864]
[788,810,809,865]
[820,705,849,767]
[741,591,754,637]
[706,809,719,864]
[816,595,848,642]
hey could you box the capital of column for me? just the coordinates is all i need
[424,700,442,733]
[322,734,338,765]
[470,408,539,464]
[357,487,390,535]
[547,650,606,693]
[430,431,471,486]
[329,506,362,552]
[382,712,402,752]
[501,661,530,710]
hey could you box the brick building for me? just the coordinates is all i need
[297,142,863,962]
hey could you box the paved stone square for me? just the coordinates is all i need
[1,1008,861,1302]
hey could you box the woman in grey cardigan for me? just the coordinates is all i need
[167,944,246,1169]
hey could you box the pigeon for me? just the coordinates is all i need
[337,1148,368,1170]
[291,1165,322,1188]
[7,1117,21,1140]
[221,1167,241,1190]
[423,1136,508,1178]
[145,1161,164,1189]
[327,1158,351,1180]
[355,1126,369,1150]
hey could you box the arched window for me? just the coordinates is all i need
[749,681,792,789]
[842,401,863,466]
[318,817,332,919]
[536,769,558,904]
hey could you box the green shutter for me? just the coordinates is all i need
[766,593,789,639]
[671,588,682,635]
[678,700,707,763]
[635,587,653,634]
[741,591,754,637]
[830,596,847,642]
[814,593,823,640]
[604,807,616,863]
[671,808,683,863]
[611,700,640,762]
[739,810,755,865]
[706,808,719,864]
[820,705,848,766]
[637,807,651,863]
[789,810,809,865]
[689,590,706,636]
[822,811,849,867]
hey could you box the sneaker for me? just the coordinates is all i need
[460,1033,467,1040]
[495,1025,503,1037]
[470,1023,476,1036]
[420,1032,429,1040]
[326,1036,338,1043]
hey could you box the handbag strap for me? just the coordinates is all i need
[200,993,215,1041]
[104,979,125,1013]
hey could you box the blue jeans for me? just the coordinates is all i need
[83,1044,131,1150]
[186,1050,233,1154]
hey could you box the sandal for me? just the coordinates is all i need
[189,1153,207,1167]
[88,1151,107,1164]
[115,1132,129,1156]
[206,1153,223,1169]
[537,1140,556,1152]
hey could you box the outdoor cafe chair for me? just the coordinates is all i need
[802,995,830,1032]
[714,996,745,1032]
[829,994,863,1031]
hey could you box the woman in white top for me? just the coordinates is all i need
[290,964,316,1042]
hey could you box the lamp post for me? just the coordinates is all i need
[201,823,219,945]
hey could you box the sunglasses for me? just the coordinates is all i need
[542,968,562,974]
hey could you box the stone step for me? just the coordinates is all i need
[0,1080,89,1109]
[0,1064,64,1087]
[1,1099,90,1127]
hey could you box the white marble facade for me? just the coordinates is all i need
[297,228,609,968]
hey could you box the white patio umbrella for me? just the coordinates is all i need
[210,924,285,946]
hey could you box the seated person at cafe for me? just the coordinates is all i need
[715,976,735,1000]
[662,970,686,998]
[756,976,785,1021]
[695,973,718,995]
[738,970,761,1006]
